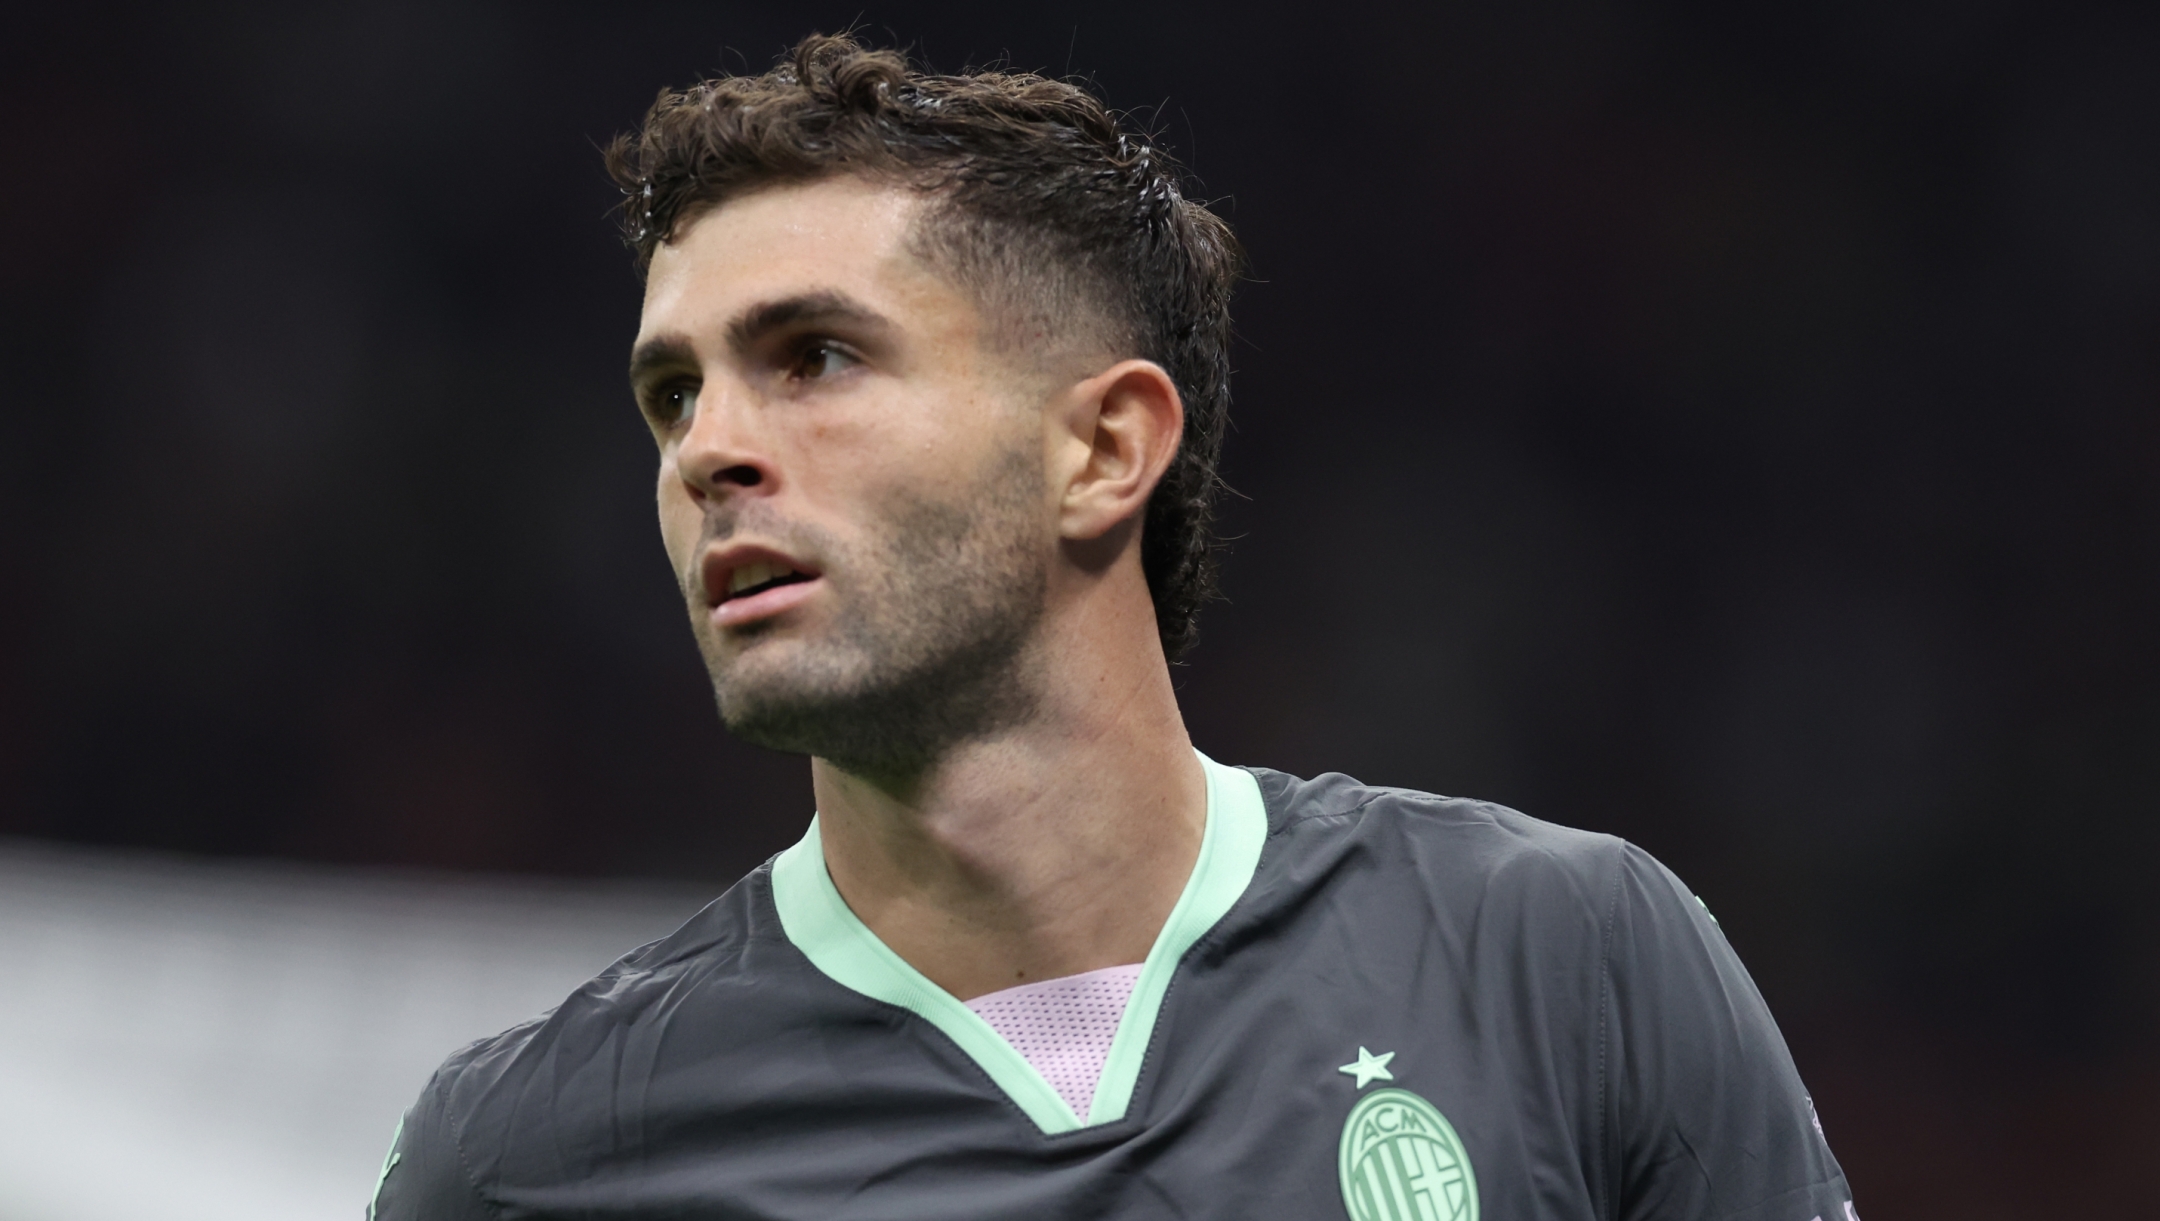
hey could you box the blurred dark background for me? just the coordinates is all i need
[5,1,2155,1214]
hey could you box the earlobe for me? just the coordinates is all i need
[1059,360,1183,542]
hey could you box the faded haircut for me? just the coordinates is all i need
[604,32,1243,661]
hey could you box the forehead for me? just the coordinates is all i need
[637,178,966,344]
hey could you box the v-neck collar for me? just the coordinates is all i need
[769,751,1268,1134]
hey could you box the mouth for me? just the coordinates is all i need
[722,558,815,602]
[704,549,823,628]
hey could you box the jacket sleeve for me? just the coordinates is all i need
[1605,843,1859,1221]
[367,1060,498,1221]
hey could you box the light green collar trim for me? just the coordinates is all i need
[769,751,1268,1134]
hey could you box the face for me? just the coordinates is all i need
[630,178,1055,776]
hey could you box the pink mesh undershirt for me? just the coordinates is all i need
[963,963,1144,1118]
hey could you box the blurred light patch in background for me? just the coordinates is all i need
[0,840,709,1221]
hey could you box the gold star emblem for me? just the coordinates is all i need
[1337,1046,1396,1089]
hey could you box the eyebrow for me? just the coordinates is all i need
[627,335,696,388]
[724,290,891,354]
[628,291,894,390]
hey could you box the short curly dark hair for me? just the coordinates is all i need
[604,33,1242,661]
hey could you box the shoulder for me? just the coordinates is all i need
[465,862,775,1079]
[1242,764,1634,921]
[373,865,784,1217]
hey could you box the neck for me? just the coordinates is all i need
[808,591,1205,1001]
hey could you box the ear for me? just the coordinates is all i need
[1054,359,1184,542]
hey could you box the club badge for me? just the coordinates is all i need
[1337,1082,1478,1221]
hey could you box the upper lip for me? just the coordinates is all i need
[698,542,821,608]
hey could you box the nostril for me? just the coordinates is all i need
[720,464,762,488]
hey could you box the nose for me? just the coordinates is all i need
[674,383,778,503]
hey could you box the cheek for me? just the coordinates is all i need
[655,463,701,567]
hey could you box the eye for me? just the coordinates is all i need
[651,384,697,428]
[789,342,857,382]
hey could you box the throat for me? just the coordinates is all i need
[809,734,1209,998]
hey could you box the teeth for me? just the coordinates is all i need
[728,559,796,596]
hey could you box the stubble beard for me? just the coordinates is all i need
[690,441,1049,784]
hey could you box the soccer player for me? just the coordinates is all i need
[372,34,1857,1221]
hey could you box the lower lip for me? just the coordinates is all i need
[712,577,822,628]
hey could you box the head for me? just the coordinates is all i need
[608,34,1241,778]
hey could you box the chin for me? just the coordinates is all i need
[716,689,877,765]
[720,667,1038,784]
[710,650,871,749]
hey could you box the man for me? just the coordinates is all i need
[373,34,1856,1221]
